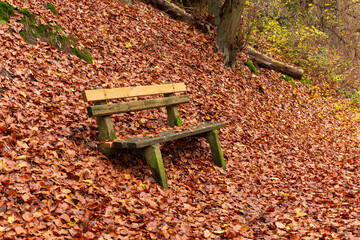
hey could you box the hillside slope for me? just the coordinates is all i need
[1,0,360,239]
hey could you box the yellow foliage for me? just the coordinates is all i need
[245,0,355,87]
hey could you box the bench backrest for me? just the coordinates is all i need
[82,83,187,102]
[82,83,189,137]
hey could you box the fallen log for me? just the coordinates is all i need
[146,0,194,22]
[243,46,304,79]
[146,0,211,33]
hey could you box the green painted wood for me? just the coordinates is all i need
[205,130,226,170]
[164,93,182,127]
[87,95,189,117]
[142,144,168,188]
[112,122,225,149]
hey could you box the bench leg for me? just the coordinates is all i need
[95,99,117,156]
[205,130,226,170]
[165,93,182,127]
[142,145,168,188]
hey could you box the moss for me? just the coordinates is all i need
[0,1,14,23]
[48,23,64,32]
[67,35,79,44]
[19,27,35,44]
[46,3,60,17]
[174,116,182,126]
[71,48,93,63]
[300,75,312,85]
[245,60,258,75]
[18,8,36,26]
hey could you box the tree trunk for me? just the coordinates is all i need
[208,0,221,25]
[216,0,246,68]
[243,46,304,79]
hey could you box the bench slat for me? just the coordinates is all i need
[101,123,225,149]
[87,95,190,117]
[82,83,187,102]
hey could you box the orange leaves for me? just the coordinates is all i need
[22,212,33,222]
[0,0,360,239]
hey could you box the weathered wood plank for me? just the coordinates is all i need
[82,83,187,102]
[110,122,225,149]
[87,95,189,117]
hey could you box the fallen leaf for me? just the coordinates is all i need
[0,158,5,170]
[275,222,286,229]
[295,208,307,217]
[22,212,33,222]
[19,91,27,98]
[204,229,211,238]
[83,179,93,184]
[7,215,15,224]
[15,155,27,160]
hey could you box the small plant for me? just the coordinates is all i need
[299,76,312,85]
[245,60,258,75]
[281,74,297,88]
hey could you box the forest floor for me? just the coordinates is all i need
[1,0,360,239]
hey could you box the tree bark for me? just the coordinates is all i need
[208,0,221,25]
[216,0,246,68]
[243,46,304,79]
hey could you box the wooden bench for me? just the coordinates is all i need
[82,83,226,188]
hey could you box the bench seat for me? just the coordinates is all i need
[102,123,225,149]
